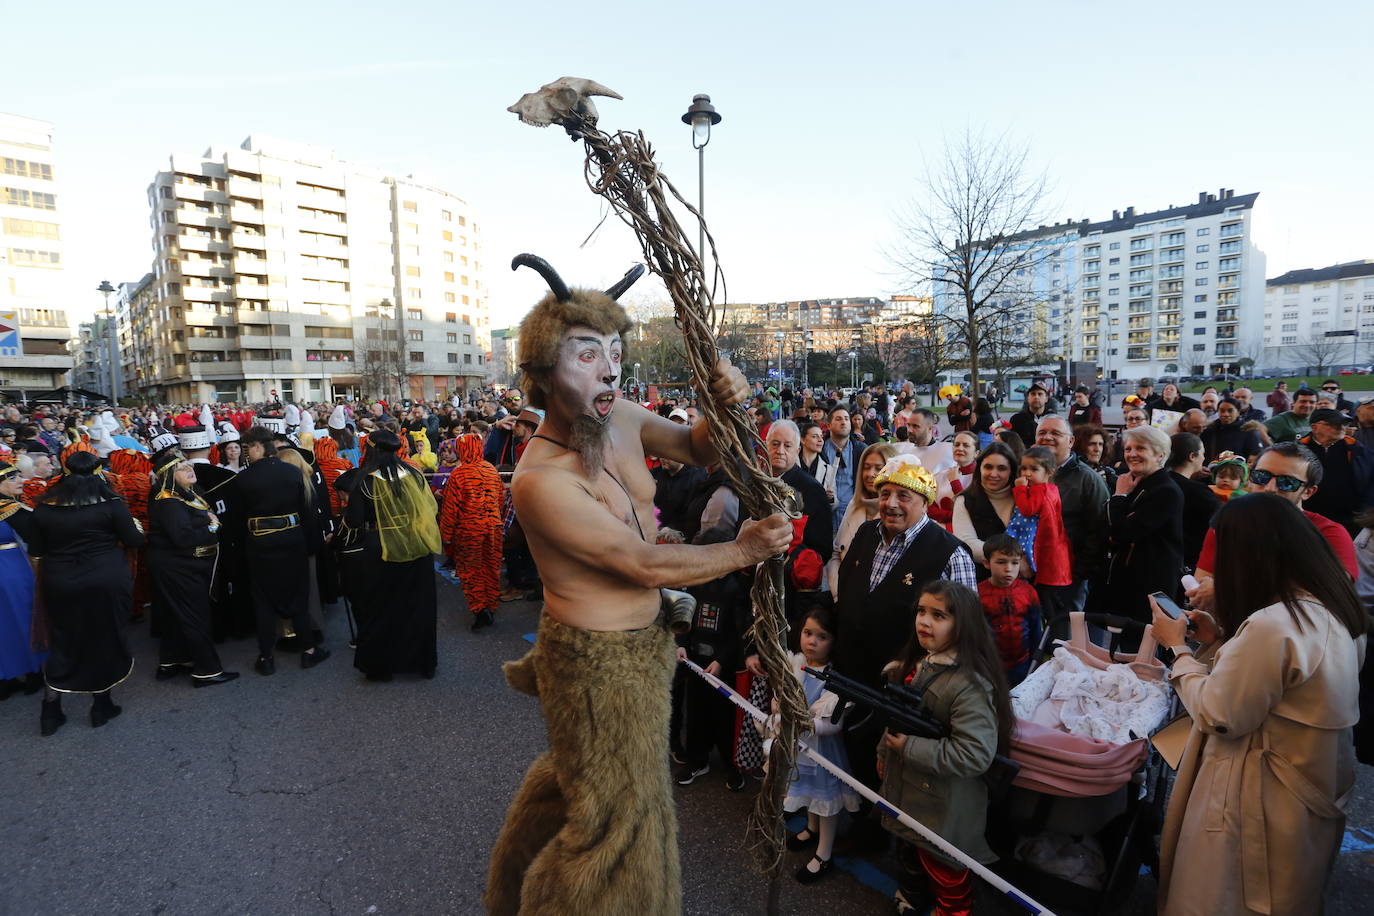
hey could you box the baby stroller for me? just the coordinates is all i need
[986,611,1178,914]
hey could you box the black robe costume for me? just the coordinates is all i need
[341,469,437,678]
[29,498,144,693]
[234,456,314,657]
[148,488,226,678]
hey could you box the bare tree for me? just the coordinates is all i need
[905,314,956,400]
[1290,333,1347,375]
[889,129,1056,392]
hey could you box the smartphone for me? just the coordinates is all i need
[1149,591,1187,620]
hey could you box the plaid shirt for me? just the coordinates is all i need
[869,514,978,592]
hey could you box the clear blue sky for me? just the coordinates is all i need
[8,0,1370,326]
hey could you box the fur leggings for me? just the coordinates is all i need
[485,614,681,915]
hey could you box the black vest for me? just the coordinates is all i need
[835,518,965,686]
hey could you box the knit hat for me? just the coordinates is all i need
[1208,451,1249,486]
[873,455,937,504]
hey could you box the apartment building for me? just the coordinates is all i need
[1262,260,1374,369]
[0,113,74,398]
[1078,190,1265,380]
[932,189,1266,382]
[129,135,488,403]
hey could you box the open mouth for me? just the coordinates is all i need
[593,393,615,417]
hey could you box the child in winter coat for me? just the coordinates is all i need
[877,581,1013,916]
[1008,446,1075,635]
[976,533,1043,686]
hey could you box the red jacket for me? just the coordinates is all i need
[1012,481,1073,587]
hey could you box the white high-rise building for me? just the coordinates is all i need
[129,135,489,403]
[1262,260,1374,371]
[0,113,74,398]
[1075,190,1266,381]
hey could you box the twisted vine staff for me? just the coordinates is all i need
[564,118,811,884]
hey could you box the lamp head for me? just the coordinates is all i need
[681,94,721,150]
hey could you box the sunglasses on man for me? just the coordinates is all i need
[1321,385,1339,392]
[1248,468,1307,492]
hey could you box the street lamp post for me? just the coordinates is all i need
[96,280,117,403]
[848,350,857,390]
[681,94,722,273]
[774,331,784,386]
[318,338,326,402]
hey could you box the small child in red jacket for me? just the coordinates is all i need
[1008,446,1076,637]
[977,534,1043,686]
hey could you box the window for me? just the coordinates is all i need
[1194,278,1208,286]
[448,352,458,363]
[407,287,422,299]
[444,292,456,303]
[442,230,453,241]
[1194,295,1208,302]
[463,333,471,345]
[1109,257,1120,265]
[403,200,417,212]
[442,251,453,262]
[406,307,422,321]
[1108,288,1119,296]
[1195,262,1209,270]
[1196,227,1209,236]
[3,158,53,180]
[441,210,452,221]
[1109,242,1120,250]
[7,248,60,266]
[1194,310,1207,319]
[461,313,471,324]
[1281,336,1297,345]
[445,312,457,322]
[2,217,59,239]
[408,329,423,341]
[3,187,56,210]
[458,215,466,226]
[444,271,455,282]
[463,353,473,364]
[1196,244,1209,253]
[446,332,458,343]
[405,265,420,277]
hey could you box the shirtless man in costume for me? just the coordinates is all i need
[485,257,792,915]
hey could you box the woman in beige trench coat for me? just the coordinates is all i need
[1151,494,1367,916]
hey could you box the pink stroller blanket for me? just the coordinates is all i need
[1009,720,1149,797]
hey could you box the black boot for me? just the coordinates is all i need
[40,696,66,737]
[90,691,122,728]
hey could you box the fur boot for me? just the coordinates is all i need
[485,615,680,915]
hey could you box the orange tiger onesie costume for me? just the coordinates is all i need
[108,449,154,614]
[312,436,352,518]
[438,433,503,623]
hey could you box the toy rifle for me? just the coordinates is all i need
[803,666,1021,801]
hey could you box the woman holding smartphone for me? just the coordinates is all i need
[1151,494,1366,916]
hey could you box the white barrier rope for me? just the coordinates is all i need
[681,658,1056,916]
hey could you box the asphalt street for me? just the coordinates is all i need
[2,571,1371,915]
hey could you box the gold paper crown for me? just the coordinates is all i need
[874,455,937,503]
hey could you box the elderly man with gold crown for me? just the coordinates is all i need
[831,455,978,847]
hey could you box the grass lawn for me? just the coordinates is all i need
[1181,376,1374,394]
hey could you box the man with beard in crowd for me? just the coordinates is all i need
[484,257,791,915]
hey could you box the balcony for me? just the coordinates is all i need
[1159,266,1185,279]
[227,177,262,199]
[1216,326,1238,341]
[232,254,270,274]
[174,183,225,204]
[1160,248,1185,264]
[1217,277,1241,290]
[181,285,231,303]
[178,259,230,280]
[230,228,268,248]
[176,233,224,253]
[229,204,266,225]
[1219,225,1244,239]
[173,208,229,229]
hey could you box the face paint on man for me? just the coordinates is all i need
[553,327,622,478]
